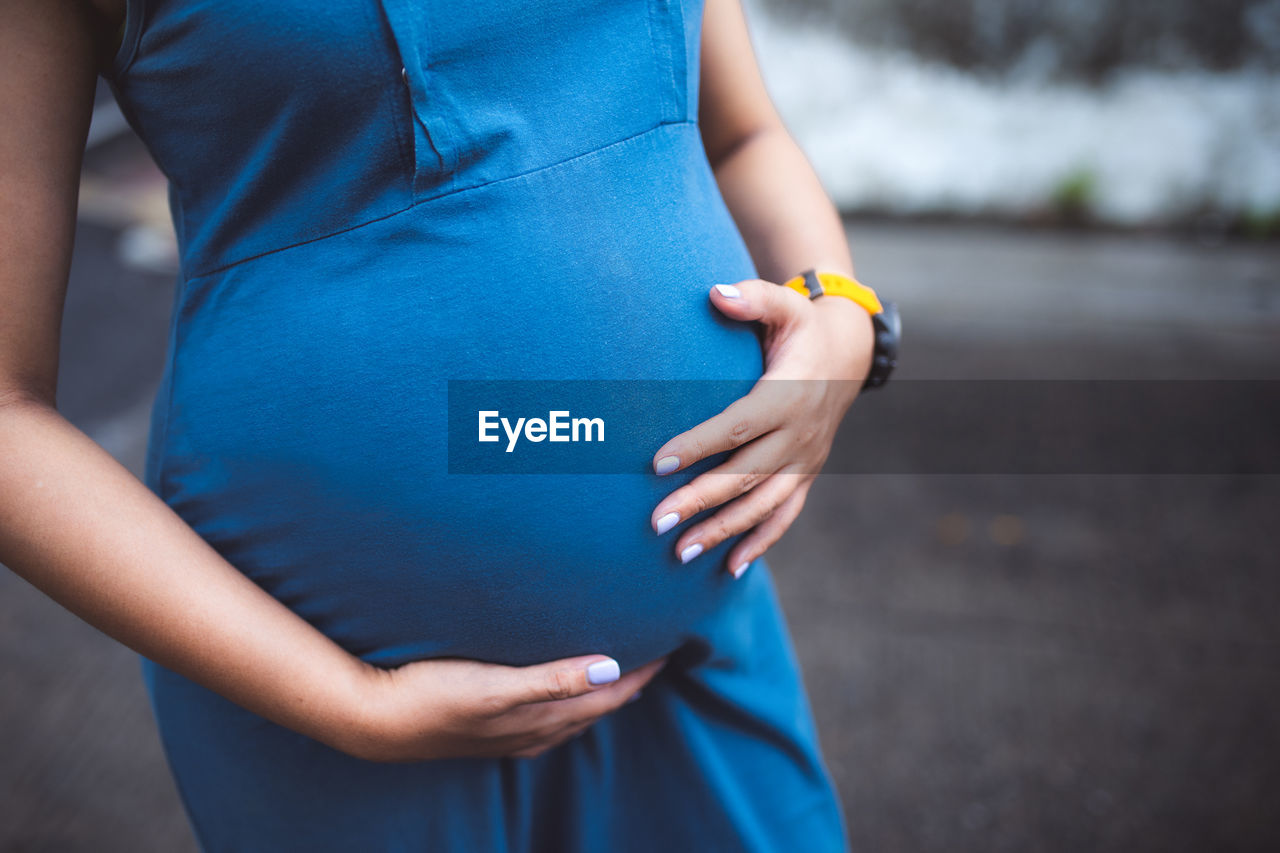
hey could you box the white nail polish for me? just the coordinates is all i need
[680,543,703,564]
[586,659,620,685]
[732,561,750,579]
[655,512,680,535]
[655,455,680,475]
[714,283,742,299]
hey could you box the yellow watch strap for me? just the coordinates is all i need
[784,269,884,316]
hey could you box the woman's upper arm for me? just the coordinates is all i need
[697,0,787,170]
[0,0,102,406]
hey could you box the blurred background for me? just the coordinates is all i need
[2,0,1277,850]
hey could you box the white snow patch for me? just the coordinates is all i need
[744,0,1280,224]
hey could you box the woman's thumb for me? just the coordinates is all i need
[709,279,792,324]
[512,655,620,705]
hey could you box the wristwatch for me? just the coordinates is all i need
[782,268,900,390]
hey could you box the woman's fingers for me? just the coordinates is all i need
[723,480,812,576]
[504,656,668,758]
[543,663,659,740]
[510,717,598,759]
[363,653,667,761]
[498,654,622,710]
[650,379,796,477]
[547,656,667,720]
[670,470,805,567]
[707,277,812,333]
[649,278,821,495]
[507,654,664,712]
[650,431,792,537]
[510,726,587,759]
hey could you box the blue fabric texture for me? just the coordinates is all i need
[105,0,850,849]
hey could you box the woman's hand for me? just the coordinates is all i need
[346,653,667,762]
[649,279,875,576]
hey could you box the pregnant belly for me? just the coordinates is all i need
[155,124,764,671]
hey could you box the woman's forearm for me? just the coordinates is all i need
[1,2,375,757]
[0,394,377,754]
[710,126,855,284]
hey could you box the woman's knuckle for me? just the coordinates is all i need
[766,521,789,545]
[544,670,576,701]
[729,417,752,442]
[703,517,731,545]
[769,486,792,513]
[770,380,800,407]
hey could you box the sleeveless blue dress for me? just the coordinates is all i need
[104,1,850,849]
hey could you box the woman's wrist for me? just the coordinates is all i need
[324,658,414,761]
[810,291,876,384]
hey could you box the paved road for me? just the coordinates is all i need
[2,134,1277,851]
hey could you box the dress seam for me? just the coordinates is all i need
[183,118,699,282]
[365,1,414,195]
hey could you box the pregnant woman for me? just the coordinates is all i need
[2,0,887,849]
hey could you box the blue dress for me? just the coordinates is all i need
[104,0,850,849]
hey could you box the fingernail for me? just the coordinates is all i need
[680,543,703,564]
[654,455,680,475]
[586,659,620,685]
[626,689,643,704]
[732,561,751,579]
[655,511,680,535]
[714,283,742,299]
